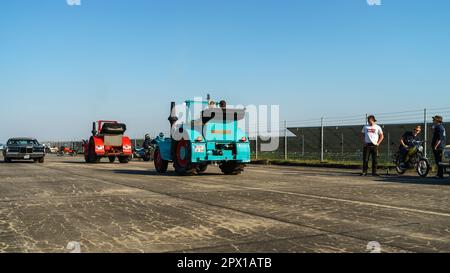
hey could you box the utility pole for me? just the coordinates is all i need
[320,117,324,162]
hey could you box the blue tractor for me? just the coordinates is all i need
[152,98,251,175]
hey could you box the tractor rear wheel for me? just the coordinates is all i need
[108,156,116,163]
[219,162,245,175]
[173,140,197,176]
[86,138,100,163]
[118,156,130,164]
[154,147,168,174]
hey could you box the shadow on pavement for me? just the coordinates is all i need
[374,174,450,186]
[0,160,36,164]
[112,169,223,177]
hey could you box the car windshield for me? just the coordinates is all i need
[7,139,39,145]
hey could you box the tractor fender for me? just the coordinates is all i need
[122,136,132,155]
[92,136,105,155]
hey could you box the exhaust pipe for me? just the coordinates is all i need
[92,122,97,136]
[168,102,178,137]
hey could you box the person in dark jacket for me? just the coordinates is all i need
[142,134,152,149]
[398,125,422,166]
[431,115,446,179]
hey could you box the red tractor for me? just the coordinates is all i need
[83,120,132,163]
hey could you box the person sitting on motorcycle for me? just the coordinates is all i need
[398,125,422,166]
[143,134,152,149]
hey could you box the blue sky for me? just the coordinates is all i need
[1,0,449,142]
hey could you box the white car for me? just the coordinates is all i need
[439,145,450,174]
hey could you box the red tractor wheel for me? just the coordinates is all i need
[173,140,197,175]
[86,138,100,163]
[154,147,168,174]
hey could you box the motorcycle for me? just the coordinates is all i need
[394,140,430,177]
[133,146,153,161]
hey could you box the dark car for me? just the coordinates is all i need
[3,137,46,163]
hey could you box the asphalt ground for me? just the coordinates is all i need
[0,154,449,253]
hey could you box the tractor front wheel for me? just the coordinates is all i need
[154,147,168,174]
[108,156,116,163]
[219,162,245,175]
[197,164,208,173]
[118,156,130,164]
[173,140,197,176]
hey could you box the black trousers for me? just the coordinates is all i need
[433,149,444,177]
[363,144,378,174]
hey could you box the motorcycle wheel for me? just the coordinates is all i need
[416,158,430,177]
[395,158,407,175]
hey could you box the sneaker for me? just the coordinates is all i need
[360,173,367,177]
[434,175,444,179]
[372,173,380,177]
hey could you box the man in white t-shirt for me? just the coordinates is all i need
[360,115,384,176]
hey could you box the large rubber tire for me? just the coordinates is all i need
[173,140,197,176]
[108,156,116,163]
[86,138,100,163]
[197,164,208,173]
[154,147,168,174]
[38,157,45,163]
[100,123,126,135]
[219,162,245,175]
[118,156,130,164]
[416,158,430,178]
[4,157,10,163]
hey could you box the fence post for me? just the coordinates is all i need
[341,132,344,155]
[424,108,427,158]
[387,132,391,161]
[302,134,305,157]
[320,117,324,162]
[284,120,288,160]
[255,123,258,160]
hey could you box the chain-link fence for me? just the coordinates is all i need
[43,107,449,167]
[251,107,449,166]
